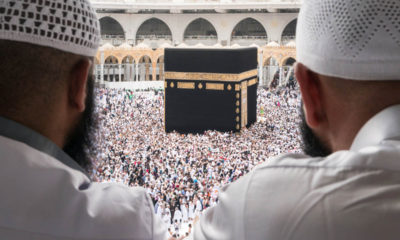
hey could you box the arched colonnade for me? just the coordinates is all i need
[94,46,297,88]
[99,15,298,46]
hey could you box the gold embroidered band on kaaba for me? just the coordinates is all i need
[206,83,225,91]
[177,82,195,89]
[248,78,258,86]
[165,69,258,82]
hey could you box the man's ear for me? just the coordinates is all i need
[294,62,325,128]
[68,59,92,113]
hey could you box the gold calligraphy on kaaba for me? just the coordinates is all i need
[177,82,195,89]
[206,83,225,91]
[165,69,257,82]
[241,81,248,128]
[248,78,258,86]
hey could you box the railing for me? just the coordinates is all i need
[96,64,166,82]
[136,35,173,41]
[184,35,218,40]
[281,36,296,45]
[101,34,125,40]
[100,35,126,46]
[231,36,268,40]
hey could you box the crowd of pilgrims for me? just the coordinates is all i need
[90,85,302,238]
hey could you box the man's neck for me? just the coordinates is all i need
[0,110,66,148]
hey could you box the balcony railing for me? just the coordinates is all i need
[231,36,268,40]
[136,35,173,41]
[281,36,296,45]
[101,34,125,40]
[184,35,218,40]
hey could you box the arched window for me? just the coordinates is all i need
[281,19,297,44]
[283,57,296,66]
[281,57,297,89]
[99,17,125,40]
[262,57,279,87]
[231,18,267,46]
[184,18,217,46]
[136,18,172,48]
[104,56,119,82]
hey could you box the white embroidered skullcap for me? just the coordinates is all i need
[0,0,100,57]
[297,0,400,80]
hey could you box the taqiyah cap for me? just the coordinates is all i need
[0,0,100,57]
[297,0,400,80]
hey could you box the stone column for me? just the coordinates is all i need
[279,67,283,87]
[135,63,139,81]
[145,58,150,81]
[100,64,104,84]
[258,51,263,85]
[119,64,122,82]
[152,62,157,81]
[100,52,104,85]
[160,63,164,81]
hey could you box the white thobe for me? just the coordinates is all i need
[195,105,400,240]
[0,117,167,240]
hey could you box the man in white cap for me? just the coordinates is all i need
[194,0,400,239]
[0,0,166,239]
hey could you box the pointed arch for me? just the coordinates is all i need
[99,17,125,39]
[282,57,296,66]
[281,19,297,44]
[122,55,135,64]
[104,55,119,64]
[136,18,173,46]
[184,18,218,46]
[104,55,119,82]
[231,18,267,46]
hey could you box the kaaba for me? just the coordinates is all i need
[164,48,258,133]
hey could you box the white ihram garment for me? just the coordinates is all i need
[181,205,189,222]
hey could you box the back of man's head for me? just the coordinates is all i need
[295,0,400,155]
[0,0,100,169]
[0,0,99,116]
[0,40,83,115]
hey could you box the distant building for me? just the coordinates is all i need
[91,0,300,88]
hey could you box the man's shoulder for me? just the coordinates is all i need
[0,136,166,239]
[222,148,400,239]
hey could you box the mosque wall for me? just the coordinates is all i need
[96,12,298,44]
